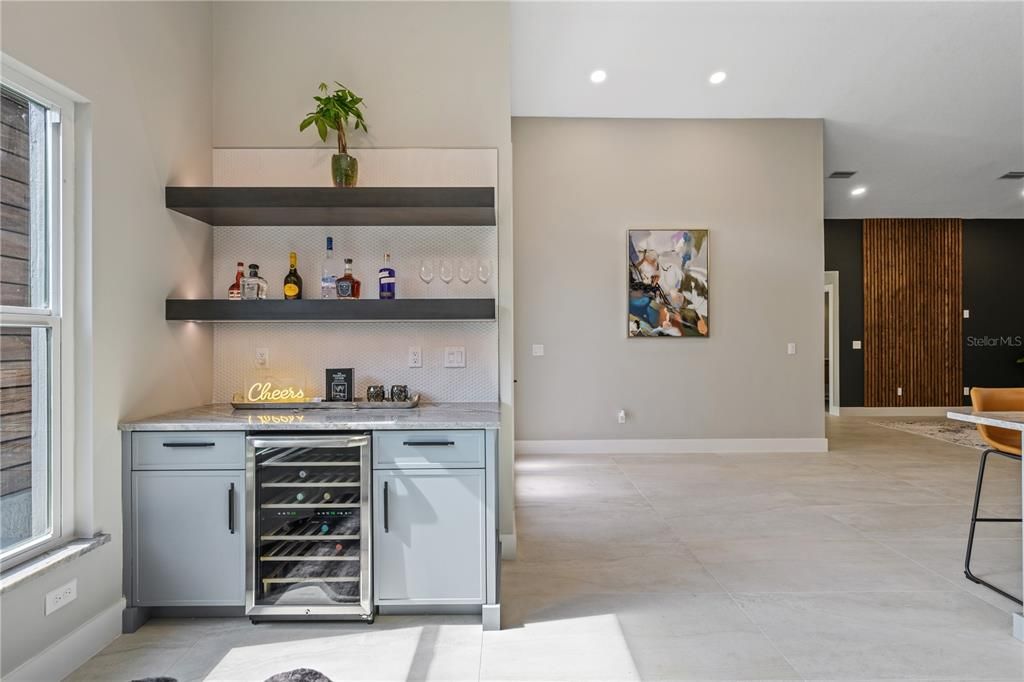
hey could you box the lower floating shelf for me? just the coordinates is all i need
[166,298,496,322]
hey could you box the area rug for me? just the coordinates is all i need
[870,419,986,450]
[132,671,332,682]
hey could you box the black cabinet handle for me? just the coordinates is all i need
[228,482,236,534]
[162,442,216,448]
[402,441,455,447]
[383,481,390,533]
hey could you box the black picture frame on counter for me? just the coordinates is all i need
[326,368,355,402]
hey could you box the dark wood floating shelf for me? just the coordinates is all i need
[166,298,496,322]
[165,186,496,226]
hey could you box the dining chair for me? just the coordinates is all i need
[965,387,1024,605]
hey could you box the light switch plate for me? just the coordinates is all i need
[852,340,862,350]
[963,309,970,319]
[532,344,545,357]
[443,346,466,368]
[964,386,970,396]
[787,342,797,355]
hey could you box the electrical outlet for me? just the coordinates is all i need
[408,346,422,368]
[897,387,903,396]
[255,348,269,368]
[964,386,970,396]
[617,409,626,424]
[963,309,970,319]
[532,344,545,357]
[443,346,466,368]
[787,342,797,355]
[45,579,77,616]
[852,340,862,350]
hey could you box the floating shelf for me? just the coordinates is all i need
[166,298,496,322]
[165,187,496,226]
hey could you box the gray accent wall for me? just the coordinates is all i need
[512,117,825,441]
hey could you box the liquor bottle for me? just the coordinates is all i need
[241,264,268,300]
[228,261,244,300]
[378,253,396,300]
[336,258,361,299]
[321,237,337,299]
[284,252,303,300]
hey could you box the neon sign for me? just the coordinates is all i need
[246,382,307,403]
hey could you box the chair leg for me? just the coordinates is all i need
[964,448,1023,606]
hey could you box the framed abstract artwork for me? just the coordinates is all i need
[628,229,709,337]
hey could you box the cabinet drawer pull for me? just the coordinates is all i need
[228,482,236,534]
[162,442,216,448]
[383,481,390,533]
[402,441,455,447]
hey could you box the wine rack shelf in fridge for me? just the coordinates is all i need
[246,435,373,621]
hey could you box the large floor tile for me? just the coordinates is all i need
[665,508,865,543]
[824,503,1021,540]
[735,590,1024,680]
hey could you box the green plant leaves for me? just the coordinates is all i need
[300,81,369,149]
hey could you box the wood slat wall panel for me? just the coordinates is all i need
[864,218,963,406]
[1,176,30,209]
[0,123,28,158]
[1,96,28,132]
[0,228,29,260]
[0,149,28,184]
[0,438,31,469]
[1,202,29,234]
[0,361,31,388]
[0,329,31,361]
[1,386,31,415]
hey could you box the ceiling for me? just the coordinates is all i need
[510,1,1024,219]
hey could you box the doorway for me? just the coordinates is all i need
[824,272,840,416]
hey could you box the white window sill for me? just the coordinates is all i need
[0,532,111,594]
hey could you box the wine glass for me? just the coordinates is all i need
[419,259,435,289]
[477,259,493,284]
[458,259,474,285]
[439,258,454,294]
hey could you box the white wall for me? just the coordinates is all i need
[512,118,824,444]
[210,1,516,534]
[0,2,212,674]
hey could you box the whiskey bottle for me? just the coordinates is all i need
[284,252,303,300]
[378,253,396,300]
[336,258,361,300]
[228,261,244,300]
[321,237,337,299]
[241,264,268,300]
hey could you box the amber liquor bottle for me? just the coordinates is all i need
[336,258,361,299]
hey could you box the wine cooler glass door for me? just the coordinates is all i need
[247,435,371,618]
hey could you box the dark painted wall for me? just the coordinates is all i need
[826,218,1024,407]
[824,220,865,406]
[962,219,1024,404]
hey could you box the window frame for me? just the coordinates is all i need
[0,59,76,570]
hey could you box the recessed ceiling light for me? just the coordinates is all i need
[590,69,607,84]
[709,71,727,85]
[850,186,867,197]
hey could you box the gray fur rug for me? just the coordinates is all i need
[133,671,331,682]
[870,418,987,450]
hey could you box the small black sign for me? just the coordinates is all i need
[325,368,354,402]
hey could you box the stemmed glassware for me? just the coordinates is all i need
[458,259,474,285]
[477,259,492,284]
[439,258,454,294]
[419,259,435,287]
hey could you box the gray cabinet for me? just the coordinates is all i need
[133,469,244,606]
[374,468,486,604]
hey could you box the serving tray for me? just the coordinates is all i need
[231,394,421,411]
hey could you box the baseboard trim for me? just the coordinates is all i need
[515,438,829,455]
[839,406,961,417]
[6,597,125,681]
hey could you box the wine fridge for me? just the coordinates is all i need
[246,434,373,621]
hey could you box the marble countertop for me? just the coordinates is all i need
[947,408,1024,432]
[119,402,501,431]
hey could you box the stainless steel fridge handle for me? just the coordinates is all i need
[228,482,236,534]
[248,436,370,450]
[383,481,390,533]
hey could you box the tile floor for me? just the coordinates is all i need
[67,417,1024,681]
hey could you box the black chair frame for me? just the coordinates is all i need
[964,447,1023,605]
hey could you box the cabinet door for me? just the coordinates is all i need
[133,470,245,606]
[374,469,485,604]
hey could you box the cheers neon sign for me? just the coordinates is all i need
[246,382,306,403]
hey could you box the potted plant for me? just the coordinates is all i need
[299,82,368,187]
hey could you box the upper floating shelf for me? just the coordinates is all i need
[165,186,496,227]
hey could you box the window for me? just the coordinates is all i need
[0,64,75,568]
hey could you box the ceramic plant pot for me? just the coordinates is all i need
[331,153,359,187]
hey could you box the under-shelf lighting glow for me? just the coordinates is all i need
[850,186,867,197]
